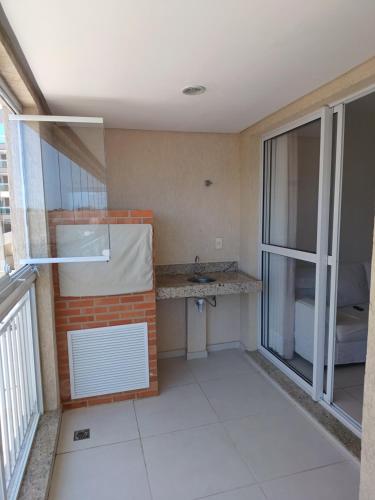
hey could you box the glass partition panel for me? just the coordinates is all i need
[262,252,316,384]
[8,116,110,263]
[0,106,14,275]
[263,119,321,253]
[0,106,29,274]
[326,94,375,425]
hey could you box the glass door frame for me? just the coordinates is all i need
[258,106,334,402]
[324,103,345,406]
[259,88,375,436]
[323,101,365,435]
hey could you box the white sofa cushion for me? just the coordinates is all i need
[336,304,369,343]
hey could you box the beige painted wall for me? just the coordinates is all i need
[156,295,241,355]
[105,129,242,351]
[105,130,240,265]
[360,220,375,499]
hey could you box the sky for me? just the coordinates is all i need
[0,123,5,144]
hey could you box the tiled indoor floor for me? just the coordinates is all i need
[49,350,360,500]
[284,354,365,423]
[333,364,365,423]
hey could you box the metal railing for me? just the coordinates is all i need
[0,285,42,500]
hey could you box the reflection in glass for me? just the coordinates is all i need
[10,118,109,261]
[263,120,321,253]
[262,252,316,384]
[329,94,375,424]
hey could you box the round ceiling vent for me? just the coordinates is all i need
[182,85,206,96]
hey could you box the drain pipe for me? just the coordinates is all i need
[195,298,205,313]
[195,296,216,312]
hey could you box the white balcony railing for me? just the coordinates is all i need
[0,285,42,500]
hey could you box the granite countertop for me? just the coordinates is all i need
[156,270,262,300]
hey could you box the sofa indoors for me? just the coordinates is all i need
[294,262,370,365]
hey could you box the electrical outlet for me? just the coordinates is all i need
[215,237,223,250]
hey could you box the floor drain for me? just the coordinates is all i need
[73,428,90,441]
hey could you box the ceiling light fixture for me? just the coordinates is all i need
[182,85,206,96]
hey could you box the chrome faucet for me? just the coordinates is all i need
[194,255,200,275]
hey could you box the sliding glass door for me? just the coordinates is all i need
[261,93,375,431]
[324,94,375,429]
[260,108,333,399]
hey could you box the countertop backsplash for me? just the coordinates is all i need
[155,261,238,276]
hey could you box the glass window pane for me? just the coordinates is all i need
[328,94,375,423]
[0,105,29,275]
[9,118,110,262]
[262,252,316,384]
[0,109,12,276]
[263,119,321,253]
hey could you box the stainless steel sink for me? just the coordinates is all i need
[188,275,216,284]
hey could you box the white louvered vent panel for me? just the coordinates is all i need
[68,322,149,399]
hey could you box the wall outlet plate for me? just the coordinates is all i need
[215,237,223,250]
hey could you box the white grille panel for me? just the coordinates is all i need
[68,323,149,399]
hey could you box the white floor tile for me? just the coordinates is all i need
[135,383,218,437]
[188,350,257,382]
[51,350,360,500]
[142,423,255,500]
[224,411,347,481]
[57,401,139,453]
[197,485,267,500]
[200,373,292,421]
[49,440,151,500]
[261,461,360,500]
[158,357,195,388]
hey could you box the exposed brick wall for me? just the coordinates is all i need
[49,210,158,410]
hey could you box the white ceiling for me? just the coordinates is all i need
[2,0,375,132]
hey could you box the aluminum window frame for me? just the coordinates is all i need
[257,83,375,435]
[258,106,334,401]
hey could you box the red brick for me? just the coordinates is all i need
[95,296,120,305]
[109,304,133,312]
[68,315,94,323]
[82,321,108,329]
[62,401,88,410]
[63,308,81,317]
[95,313,120,321]
[134,303,155,311]
[68,299,93,308]
[120,295,144,303]
[113,392,136,402]
[87,396,113,406]
[55,318,69,326]
[126,218,142,224]
[107,210,129,217]
[129,210,153,218]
